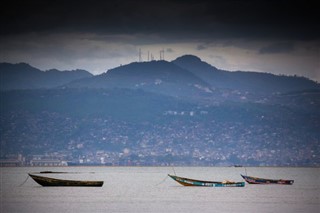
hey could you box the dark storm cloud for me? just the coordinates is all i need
[1,0,319,40]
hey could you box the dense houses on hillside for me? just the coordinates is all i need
[1,112,318,167]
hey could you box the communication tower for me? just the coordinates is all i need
[139,48,142,62]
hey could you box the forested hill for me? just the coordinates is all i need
[1,56,319,166]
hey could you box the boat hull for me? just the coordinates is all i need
[241,174,294,185]
[28,174,104,187]
[168,174,245,187]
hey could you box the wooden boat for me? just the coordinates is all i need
[241,174,294,185]
[168,174,245,187]
[28,173,104,187]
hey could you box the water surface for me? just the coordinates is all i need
[1,167,319,212]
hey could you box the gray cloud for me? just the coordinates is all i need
[166,48,174,53]
[196,44,207,51]
[259,42,295,54]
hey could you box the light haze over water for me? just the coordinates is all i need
[1,167,319,213]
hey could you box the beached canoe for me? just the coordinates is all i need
[28,173,104,187]
[168,174,245,187]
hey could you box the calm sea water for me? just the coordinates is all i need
[0,167,319,213]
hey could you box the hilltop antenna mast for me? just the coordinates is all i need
[148,51,150,62]
[160,49,165,60]
[162,48,165,60]
[139,48,142,62]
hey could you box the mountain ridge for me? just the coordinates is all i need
[0,62,93,90]
[2,55,319,94]
[172,55,319,94]
[66,60,213,98]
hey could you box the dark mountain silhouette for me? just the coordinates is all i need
[66,55,319,97]
[0,62,93,90]
[172,55,320,94]
[67,60,213,98]
[2,56,319,95]
[172,55,222,78]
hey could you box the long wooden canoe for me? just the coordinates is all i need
[168,174,245,187]
[28,173,104,187]
[241,174,294,185]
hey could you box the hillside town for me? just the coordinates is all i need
[1,108,318,167]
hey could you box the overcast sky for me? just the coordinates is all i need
[1,0,319,81]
